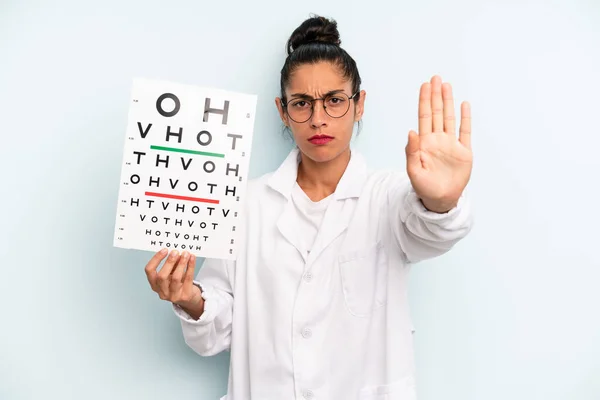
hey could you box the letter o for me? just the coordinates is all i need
[197,130,212,146]
[203,161,215,173]
[156,93,180,117]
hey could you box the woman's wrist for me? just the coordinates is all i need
[176,285,205,320]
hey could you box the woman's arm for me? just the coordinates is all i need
[390,75,474,262]
[386,175,473,263]
[172,257,235,357]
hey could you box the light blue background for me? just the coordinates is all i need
[1,0,599,399]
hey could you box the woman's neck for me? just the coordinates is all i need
[296,147,351,202]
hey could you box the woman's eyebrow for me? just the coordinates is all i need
[289,89,346,99]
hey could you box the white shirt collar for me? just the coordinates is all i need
[267,146,368,200]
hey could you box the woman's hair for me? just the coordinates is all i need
[280,15,362,106]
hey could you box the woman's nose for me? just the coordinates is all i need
[310,100,328,128]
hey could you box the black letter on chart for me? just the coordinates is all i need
[181,158,192,170]
[226,163,239,177]
[207,183,217,194]
[149,176,160,187]
[166,126,183,143]
[156,154,169,168]
[225,186,236,196]
[137,123,152,138]
[203,98,229,125]
[156,93,180,117]
[133,151,146,164]
[227,134,242,150]
[197,130,212,146]
[203,161,216,173]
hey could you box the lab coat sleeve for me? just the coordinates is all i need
[172,257,235,356]
[386,172,474,263]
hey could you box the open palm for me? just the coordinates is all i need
[405,75,473,213]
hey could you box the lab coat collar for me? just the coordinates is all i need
[267,146,368,200]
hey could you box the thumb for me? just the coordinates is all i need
[405,130,421,172]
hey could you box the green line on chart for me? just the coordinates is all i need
[150,145,225,158]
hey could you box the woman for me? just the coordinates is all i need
[144,15,474,400]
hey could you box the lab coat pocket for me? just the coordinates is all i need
[338,241,389,317]
[359,376,416,400]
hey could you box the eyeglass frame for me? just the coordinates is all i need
[280,91,360,123]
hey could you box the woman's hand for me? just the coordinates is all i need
[405,75,473,213]
[144,249,204,318]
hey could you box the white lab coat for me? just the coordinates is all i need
[173,147,473,400]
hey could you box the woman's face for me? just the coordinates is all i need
[276,62,366,163]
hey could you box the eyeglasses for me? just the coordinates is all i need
[281,91,359,123]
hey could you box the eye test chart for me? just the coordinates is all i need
[113,78,257,260]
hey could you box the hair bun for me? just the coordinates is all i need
[287,16,341,55]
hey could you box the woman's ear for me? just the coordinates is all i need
[275,97,289,127]
[354,90,366,122]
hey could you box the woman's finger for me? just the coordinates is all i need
[184,254,197,286]
[157,250,179,297]
[418,82,432,135]
[405,130,422,176]
[145,248,168,292]
[170,251,189,294]
[431,75,444,133]
[442,82,456,135]
[459,101,472,149]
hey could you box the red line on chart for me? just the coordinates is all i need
[145,192,220,204]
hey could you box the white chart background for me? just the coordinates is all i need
[114,78,256,259]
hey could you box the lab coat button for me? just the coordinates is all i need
[303,272,313,282]
[301,327,312,339]
[303,389,314,399]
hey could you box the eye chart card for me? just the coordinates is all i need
[113,78,257,260]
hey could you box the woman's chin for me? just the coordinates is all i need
[299,144,349,164]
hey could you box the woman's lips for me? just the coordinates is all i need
[308,135,333,145]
